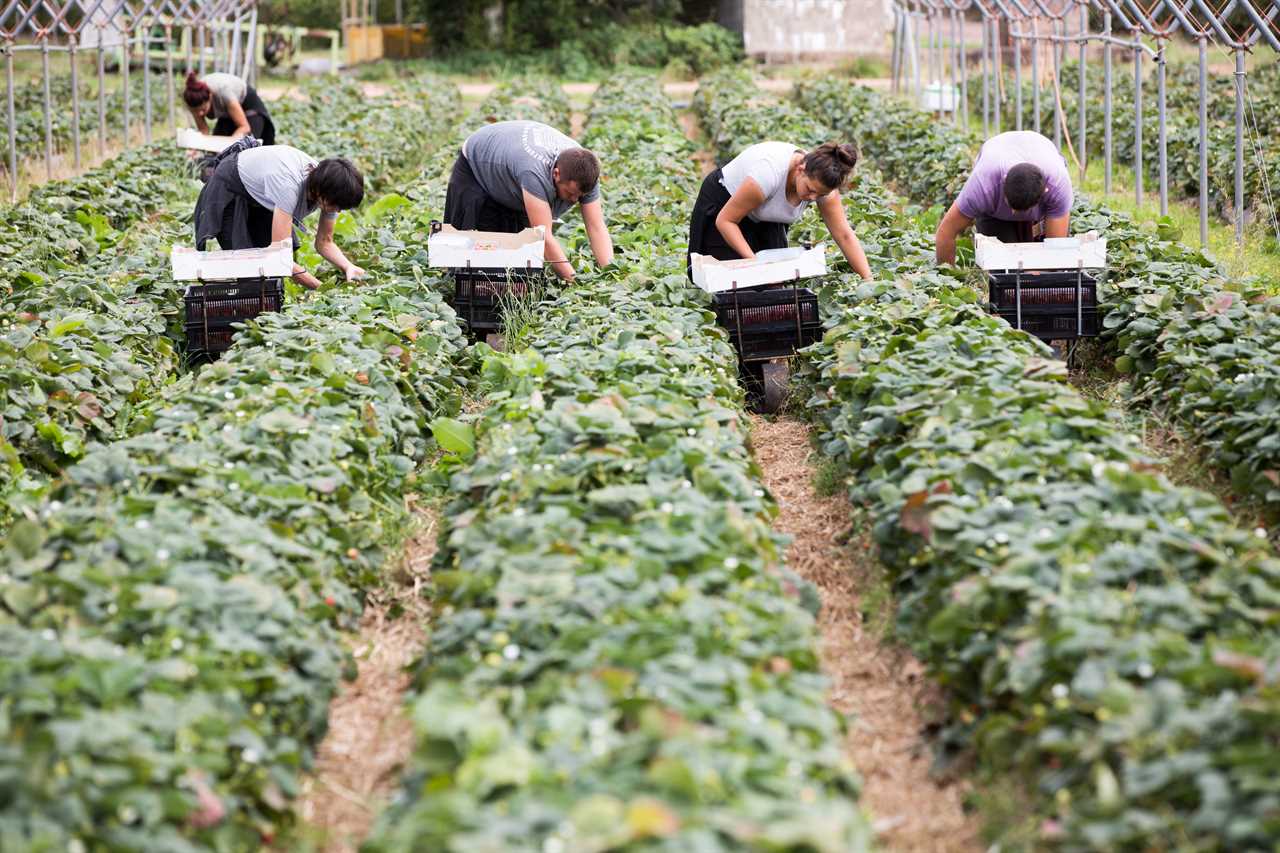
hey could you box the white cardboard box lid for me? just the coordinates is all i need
[175,127,236,152]
[170,239,294,281]
[427,224,546,269]
[975,231,1108,270]
[690,244,827,293]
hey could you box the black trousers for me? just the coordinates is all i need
[193,151,275,251]
[443,152,530,233]
[975,215,1043,243]
[211,86,276,145]
[687,168,787,281]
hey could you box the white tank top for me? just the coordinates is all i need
[720,141,807,224]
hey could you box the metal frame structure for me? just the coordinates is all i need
[2,0,259,200]
[891,0,1280,246]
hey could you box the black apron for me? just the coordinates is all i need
[974,215,1043,243]
[211,85,276,146]
[192,148,277,251]
[443,151,531,233]
[686,168,788,281]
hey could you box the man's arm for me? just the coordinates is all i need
[817,193,872,280]
[580,199,613,267]
[523,190,575,282]
[714,178,768,260]
[1044,214,1070,238]
[934,200,975,265]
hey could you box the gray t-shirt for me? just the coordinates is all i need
[721,141,828,224]
[204,72,248,120]
[236,144,328,234]
[462,120,600,220]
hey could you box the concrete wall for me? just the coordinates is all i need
[740,0,891,60]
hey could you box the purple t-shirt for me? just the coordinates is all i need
[956,131,1073,222]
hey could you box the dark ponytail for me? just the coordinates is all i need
[804,142,860,191]
[183,71,211,109]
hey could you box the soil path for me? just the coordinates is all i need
[293,501,437,852]
[677,110,717,177]
[750,414,983,852]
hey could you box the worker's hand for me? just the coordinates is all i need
[293,270,322,290]
[344,264,367,282]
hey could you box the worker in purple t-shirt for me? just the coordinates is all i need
[934,131,1073,264]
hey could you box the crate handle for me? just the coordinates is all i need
[1015,261,1023,332]
[792,270,803,352]
[1076,260,1083,338]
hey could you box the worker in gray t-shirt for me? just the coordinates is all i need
[935,130,1074,264]
[193,142,366,290]
[444,120,614,282]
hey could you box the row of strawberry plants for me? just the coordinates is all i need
[0,75,463,530]
[799,268,1280,848]
[686,71,1280,847]
[794,77,1280,517]
[365,74,875,851]
[0,178,471,850]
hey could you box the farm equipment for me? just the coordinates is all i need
[170,240,293,361]
[691,245,827,413]
[975,233,1108,364]
[428,222,549,348]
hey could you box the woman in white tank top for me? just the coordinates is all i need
[687,141,873,281]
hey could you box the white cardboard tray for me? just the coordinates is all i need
[170,239,294,281]
[690,244,827,294]
[175,127,236,153]
[975,231,1108,271]
[427,224,546,269]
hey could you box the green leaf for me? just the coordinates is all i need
[7,520,46,558]
[431,418,475,457]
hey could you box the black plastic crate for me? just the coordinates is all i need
[713,286,822,362]
[986,268,1099,340]
[996,309,1100,338]
[449,266,545,335]
[184,276,284,354]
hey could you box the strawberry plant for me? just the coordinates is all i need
[367,75,876,852]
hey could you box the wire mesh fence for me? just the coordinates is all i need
[1,0,259,200]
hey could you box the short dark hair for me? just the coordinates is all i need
[307,158,364,210]
[1004,163,1046,211]
[554,148,600,194]
[804,142,859,191]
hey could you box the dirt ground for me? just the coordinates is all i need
[751,414,983,852]
[293,502,437,852]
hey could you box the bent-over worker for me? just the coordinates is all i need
[193,141,365,290]
[934,130,1073,265]
[687,141,873,281]
[444,120,614,282]
[184,71,276,145]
